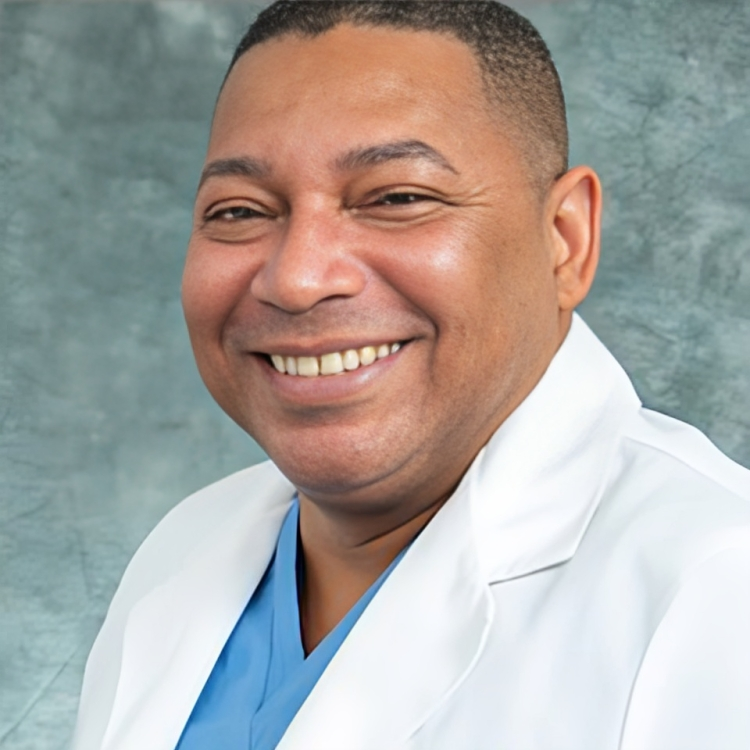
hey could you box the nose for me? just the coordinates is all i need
[250,207,367,314]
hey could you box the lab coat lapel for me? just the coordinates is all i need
[471,314,642,582]
[102,473,295,750]
[277,475,494,750]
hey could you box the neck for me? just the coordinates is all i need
[296,492,446,654]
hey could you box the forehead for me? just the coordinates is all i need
[211,25,499,161]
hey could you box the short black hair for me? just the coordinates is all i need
[226,0,568,188]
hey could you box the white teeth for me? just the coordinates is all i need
[320,352,344,375]
[359,346,377,366]
[297,356,319,377]
[342,349,360,370]
[271,341,402,378]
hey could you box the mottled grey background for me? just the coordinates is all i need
[0,0,748,747]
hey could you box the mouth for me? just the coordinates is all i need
[266,341,403,378]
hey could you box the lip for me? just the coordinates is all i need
[253,341,408,406]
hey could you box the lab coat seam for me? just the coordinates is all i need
[486,556,571,586]
[620,433,747,505]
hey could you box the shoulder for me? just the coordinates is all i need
[73,461,293,750]
[615,407,750,532]
[571,410,750,748]
[588,407,750,587]
[623,407,750,501]
[109,460,292,617]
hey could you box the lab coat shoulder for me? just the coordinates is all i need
[410,404,750,750]
[110,460,291,612]
[73,460,293,750]
[608,406,750,750]
[589,404,750,608]
[625,406,750,501]
[615,406,750,557]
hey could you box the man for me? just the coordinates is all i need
[73,2,750,749]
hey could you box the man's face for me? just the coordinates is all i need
[183,25,564,512]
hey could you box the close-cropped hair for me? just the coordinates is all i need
[225,0,569,189]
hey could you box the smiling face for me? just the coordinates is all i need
[183,24,575,516]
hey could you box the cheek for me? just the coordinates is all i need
[373,213,555,413]
[182,239,256,339]
[369,214,527,335]
[372,220,474,298]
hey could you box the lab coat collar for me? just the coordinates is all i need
[469,313,641,583]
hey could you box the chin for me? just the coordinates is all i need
[259,426,416,507]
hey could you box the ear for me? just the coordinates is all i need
[546,165,602,312]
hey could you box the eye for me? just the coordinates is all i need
[371,192,434,206]
[205,205,266,222]
[198,200,276,244]
[353,187,447,224]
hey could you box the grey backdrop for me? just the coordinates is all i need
[1,0,748,747]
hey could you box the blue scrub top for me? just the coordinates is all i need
[176,498,407,750]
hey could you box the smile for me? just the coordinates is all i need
[269,342,402,377]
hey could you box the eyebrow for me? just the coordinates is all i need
[197,139,457,190]
[334,139,459,174]
[197,156,272,190]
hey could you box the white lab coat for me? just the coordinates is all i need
[73,315,750,750]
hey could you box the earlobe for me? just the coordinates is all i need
[548,165,602,311]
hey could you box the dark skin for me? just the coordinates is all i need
[182,25,601,652]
